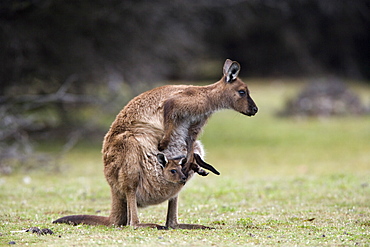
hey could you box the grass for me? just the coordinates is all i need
[1,79,370,246]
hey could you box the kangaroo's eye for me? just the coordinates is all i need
[238,90,246,96]
[170,169,177,174]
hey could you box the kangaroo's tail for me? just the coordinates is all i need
[53,215,110,226]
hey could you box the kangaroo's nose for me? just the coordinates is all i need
[252,106,258,114]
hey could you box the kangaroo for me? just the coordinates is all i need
[157,153,187,185]
[53,59,257,229]
[53,147,218,229]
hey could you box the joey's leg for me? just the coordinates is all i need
[126,188,166,230]
[166,196,213,230]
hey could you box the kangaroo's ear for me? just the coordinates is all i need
[179,158,187,166]
[157,153,168,168]
[223,59,240,83]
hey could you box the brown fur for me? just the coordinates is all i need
[53,59,257,229]
[53,149,214,229]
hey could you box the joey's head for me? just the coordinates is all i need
[222,59,258,117]
[157,153,187,185]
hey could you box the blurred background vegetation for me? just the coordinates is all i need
[0,0,369,173]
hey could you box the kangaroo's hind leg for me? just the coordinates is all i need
[165,196,213,230]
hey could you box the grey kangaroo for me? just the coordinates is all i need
[53,59,257,229]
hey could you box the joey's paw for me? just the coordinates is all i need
[196,168,209,176]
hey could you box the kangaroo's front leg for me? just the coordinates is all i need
[185,120,207,160]
[166,196,213,230]
[158,121,176,151]
[159,99,177,151]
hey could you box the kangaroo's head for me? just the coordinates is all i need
[221,59,258,116]
[157,153,187,185]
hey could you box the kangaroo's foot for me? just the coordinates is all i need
[132,223,168,230]
[158,138,170,151]
[195,166,209,176]
[168,223,214,230]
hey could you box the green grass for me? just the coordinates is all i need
[1,80,370,246]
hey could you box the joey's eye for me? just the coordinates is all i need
[238,90,246,96]
[170,169,177,174]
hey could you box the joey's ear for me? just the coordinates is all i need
[157,153,168,168]
[223,59,240,83]
[179,158,187,166]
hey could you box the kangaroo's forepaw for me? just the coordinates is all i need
[158,139,170,151]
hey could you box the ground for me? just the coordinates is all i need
[1,79,369,246]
